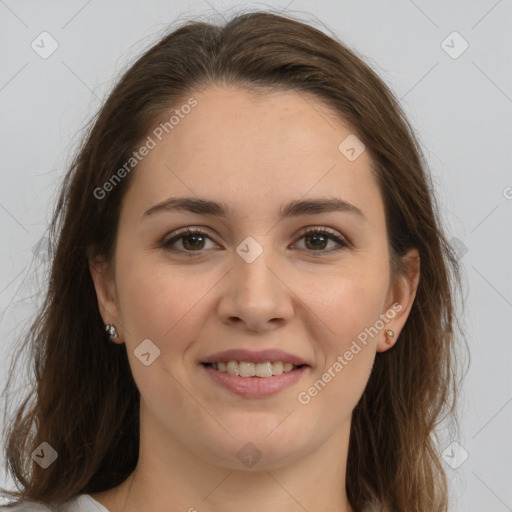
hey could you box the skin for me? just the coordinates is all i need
[89,84,420,512]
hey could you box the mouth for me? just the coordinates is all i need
[200,361,309,398]
[201,360,308,378]
[199,349,311,397]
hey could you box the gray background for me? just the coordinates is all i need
[1,1,511,510]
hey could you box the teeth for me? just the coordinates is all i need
[272,361,283,375]
[239,362,256,377]
[255,362,272,378]
[226,361,239,376]
[208,360,300,378]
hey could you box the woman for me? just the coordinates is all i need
[0,10,464,512]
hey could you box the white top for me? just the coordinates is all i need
[0,494,110,511]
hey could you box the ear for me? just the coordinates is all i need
[377,248,420,353]
[88,255,124,344]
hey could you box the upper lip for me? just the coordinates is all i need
[201,349,310,366]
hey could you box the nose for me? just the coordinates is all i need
[217,247,294,333]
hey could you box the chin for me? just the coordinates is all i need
[191,423,309,471]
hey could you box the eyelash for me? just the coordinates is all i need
[160,226,349,256]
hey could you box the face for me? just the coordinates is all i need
[91,84,419,471]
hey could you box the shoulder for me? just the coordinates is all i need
[0,502,53,511]
[0,494,106,512]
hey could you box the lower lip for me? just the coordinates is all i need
[200,364,309,398]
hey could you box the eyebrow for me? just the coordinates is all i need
[142,196,366,222]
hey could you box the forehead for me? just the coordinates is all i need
[122,85,384,225]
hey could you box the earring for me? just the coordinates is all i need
[105,323,119,340]
[384,329,395,345]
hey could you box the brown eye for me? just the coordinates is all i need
[161,226,348,255]
[162,228,216,252]
[294,228,348,253]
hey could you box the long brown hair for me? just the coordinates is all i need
[1,10,466,511]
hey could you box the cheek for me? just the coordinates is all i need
[116,253,210,342]
[335,281,388,340]
[297,277,385,418]
[302,261,390,347]
[295,261,389,410]
[114,257,206,408]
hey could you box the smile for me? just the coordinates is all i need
[200,362,309,398]
[202,360,303,378]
